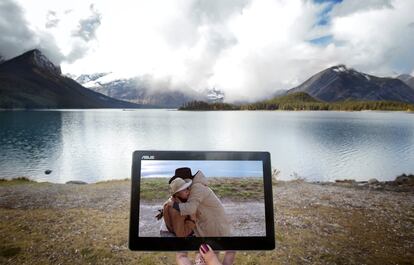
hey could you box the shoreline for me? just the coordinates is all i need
[1,108,414,112]
[1,174,413,192]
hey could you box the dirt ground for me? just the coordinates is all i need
[139,201,266,237]
[1,179,413,265]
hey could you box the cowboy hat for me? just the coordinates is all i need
[168,167,196,184]
[169,177,192,194]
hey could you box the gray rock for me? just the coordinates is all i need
[65,180,87,185]
[368,178,379,184]
[335,179,356,184]
[371,185,383,190]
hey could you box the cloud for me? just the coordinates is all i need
[63,4,102,63]
[0,0,64,64]
[5,0,413,102]
[0,1,102,65]
[330,0,393,17]
[72,4,102,42]
[330,0,414,75]
[45,10,59,28]
[65,40,89,63]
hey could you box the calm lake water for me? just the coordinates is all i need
[1,109,414,183]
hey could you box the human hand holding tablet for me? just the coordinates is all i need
[129,150,275,251]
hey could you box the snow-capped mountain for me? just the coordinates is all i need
[73,72,223,107]
[75,72,110,85]
[205,87,225,103]
[288,65,414,103]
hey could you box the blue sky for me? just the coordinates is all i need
[314,0,343,26]
[141,160,263,178]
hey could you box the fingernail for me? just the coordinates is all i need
[200,244,209,254]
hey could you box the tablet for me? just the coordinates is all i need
[129,150,275,251]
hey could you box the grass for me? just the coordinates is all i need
[139,178,170,201]
[209,177,264,201]
[0,177,34,186]
[139,177,264,202]
[1,180,413,264]
[1,198,413,264]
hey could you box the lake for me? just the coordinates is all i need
[1,109,413,183]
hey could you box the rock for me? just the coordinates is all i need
[368,178,379,184]
[44,169,52,175]
[394,174,414,185]
[65,180,87,185]
[335,179,356,184]
[371,185,383,190]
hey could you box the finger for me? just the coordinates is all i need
[222,251,236,265]
[199,244,221,265]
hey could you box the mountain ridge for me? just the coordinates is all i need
[287,65,414,103]
[73,72,223,108]
[0,49,142,109]
[397,74,414,90]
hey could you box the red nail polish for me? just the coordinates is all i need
[200,244,209,254]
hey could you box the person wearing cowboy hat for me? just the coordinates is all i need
[167,168,235,265]
[168,167,196,184]
[169,169,231,237]
[160,177,197,237]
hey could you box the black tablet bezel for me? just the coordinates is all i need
[129,150,275,251]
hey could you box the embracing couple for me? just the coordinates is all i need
[159,167,231,238]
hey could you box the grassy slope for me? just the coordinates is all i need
[140,177,264,202]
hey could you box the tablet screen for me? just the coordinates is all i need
[139,160,265,237]
[129,151,274,251]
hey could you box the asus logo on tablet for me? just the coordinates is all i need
[141,155,155,160]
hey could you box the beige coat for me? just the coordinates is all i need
[178,170,231,237]
[163,197,196,237]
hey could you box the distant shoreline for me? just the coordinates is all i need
[0,107,166,111]
[178,93,414,111]
[1,174,413,192]
[1,108,414,113]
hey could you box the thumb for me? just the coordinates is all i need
[199,244,221,265]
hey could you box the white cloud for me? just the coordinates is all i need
[3,0,414,102]
[330,0,414,76]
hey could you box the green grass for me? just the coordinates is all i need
[140,178,170,201]
[0,177,34,186]
[140,177,264,202]
[209,177,264,201]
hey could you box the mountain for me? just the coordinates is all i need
[271,89,288,99]
[75,72,110,84]
[74,72,217,108]
[205,87,225,103]
[397,74,414,90]
[288,65,414,103]
[0,49,142,109]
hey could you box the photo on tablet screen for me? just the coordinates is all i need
[138,160,265,238]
